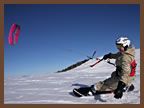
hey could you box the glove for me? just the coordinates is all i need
[114,81,126,99]
[103,53,111,60]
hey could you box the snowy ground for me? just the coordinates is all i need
[4,49,140,104]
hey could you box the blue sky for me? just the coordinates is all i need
[4,4,140,77]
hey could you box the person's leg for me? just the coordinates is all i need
[91,71,120,92]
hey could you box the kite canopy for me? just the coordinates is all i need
[8,23,20,45]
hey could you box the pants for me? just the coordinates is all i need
[95,71,120,91]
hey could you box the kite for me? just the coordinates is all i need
[8,23,20,45]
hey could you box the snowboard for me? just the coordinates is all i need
[73,84,135,97]
[73,87,113,97]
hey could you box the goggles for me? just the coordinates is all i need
[116,44,123,49]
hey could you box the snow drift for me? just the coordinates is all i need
[4,49,140,104]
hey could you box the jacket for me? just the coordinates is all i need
[110,46,136,85]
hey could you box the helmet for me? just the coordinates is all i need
[116,37,131,47]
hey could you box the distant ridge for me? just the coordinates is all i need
[57,59,90,73]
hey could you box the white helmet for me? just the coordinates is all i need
[116,37,131,47]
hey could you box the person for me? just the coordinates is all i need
[89,37,137,99]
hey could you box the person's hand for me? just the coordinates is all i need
[114,89,123,99]
[103,53,111,60]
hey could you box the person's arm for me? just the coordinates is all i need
[120,55,131,84]
[103,52,120,60]
[114,55,131,99]
[110,52,121,59]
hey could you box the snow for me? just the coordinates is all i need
[4,49,140,104]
